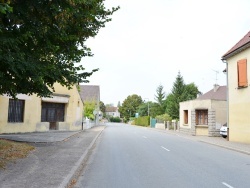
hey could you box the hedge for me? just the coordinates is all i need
[110,117,122,122]
[134,116,150,127]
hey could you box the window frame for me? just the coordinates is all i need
[195,110,208,125]
[184,110,188,124]
[8,99,25,123]
[41,102,65,122]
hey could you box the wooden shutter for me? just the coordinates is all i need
[237,59,248,87]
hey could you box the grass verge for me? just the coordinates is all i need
[0,139,34,169]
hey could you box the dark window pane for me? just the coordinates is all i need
[8,99,25,122]
[41,102,65,122]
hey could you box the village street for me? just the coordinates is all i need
[75,123,250,188]
[1,123,250,188]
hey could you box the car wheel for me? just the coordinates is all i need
[222,135,227,138]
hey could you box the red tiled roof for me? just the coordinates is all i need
[222,30,250,59]
[197,85,227,100]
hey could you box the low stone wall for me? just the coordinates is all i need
[179,127,192,135]
[155,123,165,130]
[208,128,220,137]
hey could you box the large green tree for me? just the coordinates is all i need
[154,84,166,115]
[99,101,105,114]
[0,0,119,98]
[154,84,165,106]
[165,72,199,119]
[119,94,143,121]
[137,101,163,118]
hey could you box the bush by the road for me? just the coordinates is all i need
[110,117,122,122]
[134,116,150,127]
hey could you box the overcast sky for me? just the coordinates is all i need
[80,0,250,106]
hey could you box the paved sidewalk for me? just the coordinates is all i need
[153,128,250,155]
[0,131,82,143]
[0,126,105,188]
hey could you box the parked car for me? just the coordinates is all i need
[220,123,227,138]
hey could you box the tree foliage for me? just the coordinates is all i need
[155,113,172,122]
[0,0,119,98]
[137,101,163,118]
[119,94,143,121]
[0,1,12,14]
[154,84,166,115]
[83,100,95,120]
[99,100,105,118]
[99,101,105,114]
[165,71,199,119]
[154,84,165,106]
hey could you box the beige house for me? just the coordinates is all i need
[179,85,227,136]
[0,83,83,133]
[222,30,250,143]
[105,106,120,118]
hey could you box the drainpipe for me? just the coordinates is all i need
[222,59,229,141]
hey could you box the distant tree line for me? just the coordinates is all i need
[118,71,200,122]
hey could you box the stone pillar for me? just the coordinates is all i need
[167,121,170,130]
[208,109,217,137]
[172,120,176,131]
[191,110,196,135]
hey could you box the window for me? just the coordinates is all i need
[8,99,25,122]
[195,110,208,125]
[41,102,65,122]
[237,59,248,88]
[184,110,188,124]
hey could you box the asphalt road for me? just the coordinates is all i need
[75,123,250,188]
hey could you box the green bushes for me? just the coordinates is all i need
[155,113,172,123]
[134,116,150,127]
[110,117,121,122]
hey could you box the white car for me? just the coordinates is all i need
[220,123,227,138]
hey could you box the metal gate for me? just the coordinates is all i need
[150,118,157,128]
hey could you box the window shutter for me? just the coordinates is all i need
[237,59,248,87]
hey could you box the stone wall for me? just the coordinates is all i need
[208,109,220,137]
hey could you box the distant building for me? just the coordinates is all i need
[105,106,120,118]
[179,85,227,136]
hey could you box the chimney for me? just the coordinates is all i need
[196,92,202,98]
[213,84,219,92]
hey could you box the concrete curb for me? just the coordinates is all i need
[59,126,106,188]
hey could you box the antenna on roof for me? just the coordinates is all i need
[212,69,219,85]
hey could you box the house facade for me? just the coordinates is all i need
[222,30,250,143]
[179,85,227,136]
[0,83,83,133]
[105,106,120,118]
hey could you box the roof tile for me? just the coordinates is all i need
[222,30,250,59]
[197,85,227,100]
